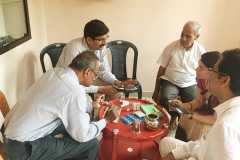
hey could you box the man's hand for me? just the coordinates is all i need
[117,79,137,88]
[98,86,118,96]
[92,94,105,109]
[104,105,120,124]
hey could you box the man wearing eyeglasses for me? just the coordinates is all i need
[152,21,206,130]
[57,19,136,102]
[3,50,119,160]
[159,48,240,160]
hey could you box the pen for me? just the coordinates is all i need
[102,107,109,119]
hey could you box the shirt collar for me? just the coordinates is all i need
[214,96,240,118]
[65,67,79,82]
[181,40,195,51]
[82,37,90,50]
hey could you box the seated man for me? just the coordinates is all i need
[152,21,206,130]
[57,19,136,101]
[3,50,119,160]
[159,48,240,160]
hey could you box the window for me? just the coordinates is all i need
[0,0,31,55]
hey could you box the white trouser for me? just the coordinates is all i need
[159,137,197,160]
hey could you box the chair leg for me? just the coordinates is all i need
[125,93,129,98]
[137,91,142,99]
[138,86,142,99]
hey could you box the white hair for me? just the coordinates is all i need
[184,21,202,35]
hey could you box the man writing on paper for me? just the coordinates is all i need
[3,51,119,160]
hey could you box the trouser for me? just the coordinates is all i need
[92,78,122,101]
[159,137,186,159]
[159,137,197,160]
[159,79,197,119]
[3,123,99,160]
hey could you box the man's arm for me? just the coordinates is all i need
[152,66,165,103]
[162,152,175,160]
[96,50,117,85]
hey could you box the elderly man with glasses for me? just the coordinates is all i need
[159,48,240,160]
[57,19,136,102]
[3,50,120,160]
[152,21,206,130]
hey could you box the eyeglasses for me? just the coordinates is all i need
[93,36,109,43]
[90,68,98,79]
[208,68,228,76]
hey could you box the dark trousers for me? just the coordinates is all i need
[3,123,99,160]
[159,79,196,118]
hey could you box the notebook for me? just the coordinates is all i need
[140,104,163,118]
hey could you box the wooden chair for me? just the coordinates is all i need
[0,90,10,160]
[157,90,211,141]
[176,116,212,141]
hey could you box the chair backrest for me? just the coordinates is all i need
[0,90,10,118]
[177,115,212,142]
[0,90,9,159]
[106,40,138,81]
[40,43,66,73]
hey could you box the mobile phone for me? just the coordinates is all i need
[165,101,189,114]
[115,87,125,92]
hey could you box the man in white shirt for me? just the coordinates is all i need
[159,48,240,160]
[3,50,119,160]
[57,19,136,101]
[152,21,206,130]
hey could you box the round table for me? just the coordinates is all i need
[98,98,169,160]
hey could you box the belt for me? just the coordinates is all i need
[3,136,26,145]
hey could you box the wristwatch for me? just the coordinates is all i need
[114,80,121,86]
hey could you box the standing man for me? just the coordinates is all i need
[3,51,119,160]
[152,21,206,130]
[57,19,136,101]
[159,48,240,160]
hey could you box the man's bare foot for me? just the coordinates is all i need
[169,115,178,130]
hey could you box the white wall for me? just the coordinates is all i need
[0,0,47,108]
[0,1,7,37]
[43,0,240,92]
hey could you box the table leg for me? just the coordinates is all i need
[112,129,119,160]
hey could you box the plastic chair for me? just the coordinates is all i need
[106,40,142,99]
[40,43,95,120]
[40,43,67,73]
[0,90,10,160]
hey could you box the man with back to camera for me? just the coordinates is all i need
[152,21,206,130]
[57,19,137,101]
[159,48,240,160]
[3,50,119,160]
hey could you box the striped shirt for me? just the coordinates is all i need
[4,67,106,142]
[56,38,117,93]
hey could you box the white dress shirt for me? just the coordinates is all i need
[56,38,117,93]
[157,40,205,87]
[4,67,106,142]
[171,96,240,160]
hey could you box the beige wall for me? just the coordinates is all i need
[1,0,240,107]
[0,0,47,107]
[44,0,240,92]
